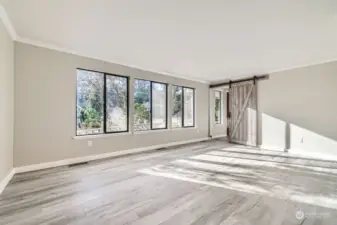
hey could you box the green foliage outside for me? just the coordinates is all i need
[80,107,101,128]
[134,103,149,123]
[215,98,220,122]
[77,71,130,133]
[134,81,150,124]
[172,86,182,116]
[77,71,104,132]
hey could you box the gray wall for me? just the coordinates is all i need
[14,42,210,167]
[258,61,337,157]
[13,41,337,166]
[0,19,14,180]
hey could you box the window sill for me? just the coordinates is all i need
[171,126,198,131]
[73,132,132,140]
[73,126,198,140]
[133,129,169,135]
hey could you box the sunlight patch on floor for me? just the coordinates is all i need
[138,150,337,210]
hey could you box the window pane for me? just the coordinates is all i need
[152,82,167,129]
[172,85,182,128]
[183,88,194,127]
[76,70,104,135]
[134,80,151,131]
[215,91,221,124]
[106,75,128,132]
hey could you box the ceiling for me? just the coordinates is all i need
[1,0,337,83]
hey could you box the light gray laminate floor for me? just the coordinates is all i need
[1,139,337,225]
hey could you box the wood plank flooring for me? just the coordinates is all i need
[1,139,337,225]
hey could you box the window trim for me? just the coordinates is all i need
[76,68,130,136]
[134,78,168,131]
[172,85,195,128]
[215,90,222,124]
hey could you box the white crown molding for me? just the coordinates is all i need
[268,58,337,75]
[2,3,337,85]
[16,36,210,84]
[0,4,17,40]
[211,58,337,84]
[0,4,209,84]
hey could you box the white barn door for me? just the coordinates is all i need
[228,81,257,146]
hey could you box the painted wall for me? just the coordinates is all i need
[258,61,337,158]
[14,43,210,167]
[209,89,227,138]
[0,19,14,181]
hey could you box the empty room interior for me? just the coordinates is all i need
[1,1,337,225]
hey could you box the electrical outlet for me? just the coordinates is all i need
[88,141,93,147]
[301,137,304,144]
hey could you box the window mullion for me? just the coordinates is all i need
[220,91,222,124]
[150,81,153,130]
[165,84,168,129]
[182,86,185,127]
[193,88,195,127]
[103,74,107,133]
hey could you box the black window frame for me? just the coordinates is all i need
[134,79,168,131]
[214,90,222,124]
[76,68,129,136]
[172,85,195,128]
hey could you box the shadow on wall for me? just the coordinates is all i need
[259,113,337,160]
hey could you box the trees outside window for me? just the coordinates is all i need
[106,75,128,132]
[76,70,195,135]
[152,83,167,129]
[133,80,151,131]
[76,70,104,135]
[134,79,167,131]
[183,87,195,127]
[172,86,183,128]
[215,91,221,124]
[76,69,128,136]
[172,86,195,128]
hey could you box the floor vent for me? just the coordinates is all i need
[68,162,89,167]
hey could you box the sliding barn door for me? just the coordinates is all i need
[228,81,257,146]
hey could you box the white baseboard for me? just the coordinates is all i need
[0,169,15,195]
[211,134,227,139]
[15,137,210,174]
[259,145,286,152]
[288,148,337,162]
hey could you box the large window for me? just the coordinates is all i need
[172,86,195,128]
[134,79,167,131]
[215,91,221,124]
[152,82,167,129]
[106,75,128,132]
[133,80,151,131]
[172,86,183,128]
[76,69,129,136]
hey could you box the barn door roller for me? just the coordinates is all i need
[210,74,268,88]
